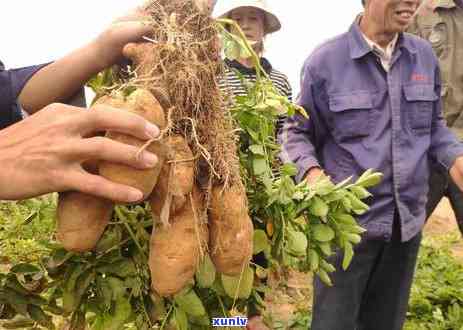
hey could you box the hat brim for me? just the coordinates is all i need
[219,6,281,34]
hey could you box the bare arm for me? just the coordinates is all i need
[18,20,151,113]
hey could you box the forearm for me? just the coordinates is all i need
[18,41,105,114]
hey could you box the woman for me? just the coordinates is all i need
[214,1,292,329]
[215,0,292,102]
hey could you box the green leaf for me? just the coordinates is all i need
[334,213,357,226]
[63,268,94,315]
[308,249,320,271]
[189,314,211,326]
[96,259,136,277]
[320,260,336,273]
[317,269,333,286]
[319,242,332,256]
[105,297,132,330]
[221,267,254,300]
[28,305,54,329]
[211,277,227,297]
[107,277,126,300]
[312,224,335,242]
[174,289,206,317]
[252,157,268,176]
[312,177,336,196]
[174,307,188,330]
[95,226,122,253]
[309,196,329,217]
[0,288,29,316]
[195,255,216,289]
[323,190,347,203]
[287,230,308,256]
[10,264,40,275]
[249,145,265,156]
[349,186,372,199]
[346,233,362,244]
[281,163,298,177]
[342,242,354,271]
[96,277,112,311]
[74,270,95,308]
[0,316,35,329]
[346,192,369,214]
[5,277,30,296]
[356,170,383,188]
[334,176,353,189]
[65,264,86,294]
[253,230,270,255]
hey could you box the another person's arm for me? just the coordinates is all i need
[0,103,160,202]
[18,18,151,114]
[427,62,463,189]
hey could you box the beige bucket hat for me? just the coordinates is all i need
[213,0,281,34]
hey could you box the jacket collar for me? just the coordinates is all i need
[348,18,417,60]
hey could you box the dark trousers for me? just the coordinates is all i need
[311,217,422,330]
[426,164,463,233]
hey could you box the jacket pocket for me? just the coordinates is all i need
[403,84,437,133]
[328,91,373,141]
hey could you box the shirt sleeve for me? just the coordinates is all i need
[278,62,328,182]
[429,64,463,169]
[0,64,48,129]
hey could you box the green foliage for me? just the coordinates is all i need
[405,239,463,330]
[0,196,56,264]
[219,20,381,287]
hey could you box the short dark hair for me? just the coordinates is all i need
[362,0,365,6]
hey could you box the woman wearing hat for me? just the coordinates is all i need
[214,0,292,103]
[214,1,292,329]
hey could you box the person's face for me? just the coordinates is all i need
[230,7,265,44]
[365,0,420,34]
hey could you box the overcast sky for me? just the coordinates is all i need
[1,1,363,95]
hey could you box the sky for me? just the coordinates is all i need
[1,1,363,96]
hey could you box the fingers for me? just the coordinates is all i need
[69,170,144,203]
[71,136,159,169]
[109,20,153,43]
[114,7,151,23]
[76,105,160,140]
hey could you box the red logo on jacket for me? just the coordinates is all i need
[411,74,428,82]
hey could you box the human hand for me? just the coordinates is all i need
[0,103,160,202]
[304,167,326,185]
[92,10,152,69]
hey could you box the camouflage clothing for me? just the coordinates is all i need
[409,0,463,138]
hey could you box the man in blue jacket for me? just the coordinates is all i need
[279,0,463,329]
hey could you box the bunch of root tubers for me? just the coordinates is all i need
[56,0,253,298]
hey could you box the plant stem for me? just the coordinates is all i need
[114,207,146,259]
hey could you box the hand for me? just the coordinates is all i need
[19,10,153,114]
[304,167,326,185]
[0,103,160,202]
[92,11,152,69]
[450,156,463,192]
